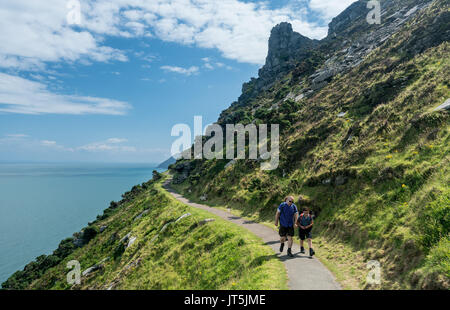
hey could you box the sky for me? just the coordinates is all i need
[0,0,357,164]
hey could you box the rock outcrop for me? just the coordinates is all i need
[238,22,318,104]
[434,98,450,111]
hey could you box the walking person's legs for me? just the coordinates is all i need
[280,235,286,252]
[287,236,293,249]
[299,229,306,253]
[287,235,294,257]
[307,230,315,257]
[279,226,287,252]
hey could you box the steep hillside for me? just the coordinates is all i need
[1,173,287,290]
[170,0,449,289]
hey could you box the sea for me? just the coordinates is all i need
[0,162,165,285]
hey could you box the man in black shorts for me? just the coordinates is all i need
[275,196,298,257]
[296,207,315,257]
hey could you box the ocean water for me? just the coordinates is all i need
[0,163,164,285]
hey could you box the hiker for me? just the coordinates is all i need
[296,207,315,257]
[275,196,298,257]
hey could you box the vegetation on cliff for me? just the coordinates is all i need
[169,0,449,289]
[2,173,287,290]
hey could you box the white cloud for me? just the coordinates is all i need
[0,134,140,156]
[133,0,330,64]
[161,65,199,76]
[0,0,128,71]
[107,138,128,144]
[78,138,136,152]
[0,72,131,115]
[204,63,214,70]
[5,134,29,138]
[308,0,358,20]
[200,58,232,71]
[40,139,74,151]
[0,0,336,69]
[41,140,57,146]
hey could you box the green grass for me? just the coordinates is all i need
[5,175,287,290]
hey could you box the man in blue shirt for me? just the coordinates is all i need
[275,196,298,257]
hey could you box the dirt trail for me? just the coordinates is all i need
[163,181,341,290]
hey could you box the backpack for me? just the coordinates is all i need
[297,213,313,226]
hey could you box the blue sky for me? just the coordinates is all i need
[0,0,356,163]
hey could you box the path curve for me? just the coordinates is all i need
[163,180,341,290]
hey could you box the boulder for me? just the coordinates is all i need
[119,233,131,244]
[150,234,159,243]
[224,159,236,169]
[311,80,328,91]
[283,92,296,102]
[335,175,348,186]
[160,222,172,233]
[434,98,450,111]
[199,194,208,201]
[321,178,332,185]
[199,219,216,226]
[82,264,103,277]
[99,257,110,264]
[175,213,192,223]
[312,68,338,84]
[127,236,137,248]
[404,5,418,17]
[100,225,108,233]
[134,209,150,221]
[295,94,305,102]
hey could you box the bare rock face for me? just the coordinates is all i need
[238,22,318,104]
[305,0,437,94]
[327,0,368,38]
[434,98,450,111]
[259,22,317,81]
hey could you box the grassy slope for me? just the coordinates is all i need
[5,175,287,290]
[170,2,450,290]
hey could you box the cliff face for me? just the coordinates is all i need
[258,22,318,89]
[327,0,368,38]
[173,0,450,289]
[221,0,445,124]
[234,0,448,113]
[237,22,318,106]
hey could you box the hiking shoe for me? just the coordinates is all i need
[287,248,294,257]
[300,247,305,254]
[279,242,285,253]
[309,248,315,257]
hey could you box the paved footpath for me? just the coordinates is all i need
[163,180,341,290]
